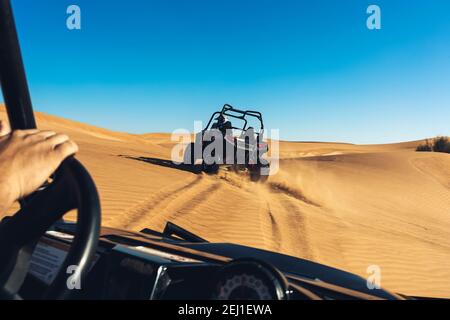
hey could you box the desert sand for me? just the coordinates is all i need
[1,105,449,298]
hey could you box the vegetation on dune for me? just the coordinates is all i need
[416,139,433,152]
[416,136,450,154]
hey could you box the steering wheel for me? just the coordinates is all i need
[0,157,101,300]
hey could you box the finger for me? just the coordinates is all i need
[0,120,11,137]
[26,130,57,142]
[54,140,79,158]
[45,133,70,148]
[11,129,40,138]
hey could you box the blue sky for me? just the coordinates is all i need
[3,0,450,143]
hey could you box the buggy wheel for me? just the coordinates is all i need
[202,162,219,174]
[249,164,270,183]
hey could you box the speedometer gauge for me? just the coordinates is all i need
[212,259,289,300]
[216,274,272,300]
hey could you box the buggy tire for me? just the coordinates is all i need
[249,164,270,183]
[202,163,219,174]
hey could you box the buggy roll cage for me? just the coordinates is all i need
[204,104,265,133]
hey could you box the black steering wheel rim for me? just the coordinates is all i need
[0,157,101,300]
[45,158,101,299]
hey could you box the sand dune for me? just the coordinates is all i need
[1,105,449,298]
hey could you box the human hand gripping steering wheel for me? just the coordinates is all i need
[0,156,101,300]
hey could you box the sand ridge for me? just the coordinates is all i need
[1,105,449,298]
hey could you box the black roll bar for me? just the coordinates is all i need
[0,0,37,130]
[204,104,265,132]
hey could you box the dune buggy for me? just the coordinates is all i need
[184,104,270,181]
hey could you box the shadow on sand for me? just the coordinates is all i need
[119,155,203,174]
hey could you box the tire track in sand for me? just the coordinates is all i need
[215,172,315,257]
[263,187,315,260]
[255,186,282,252]
[128,176,223,232]
[123,175,203,230]
[165,180,222,221]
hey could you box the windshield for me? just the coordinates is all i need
[1,0,449,299]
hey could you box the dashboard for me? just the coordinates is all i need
[19,224,405,300]
[23,232,222,299]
